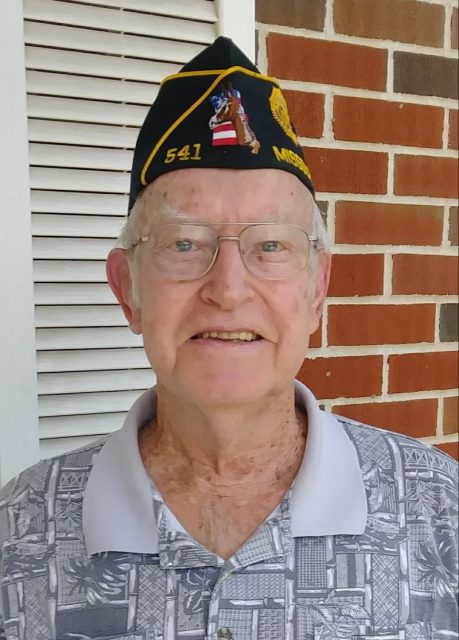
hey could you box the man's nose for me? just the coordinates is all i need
[199,238,255,309]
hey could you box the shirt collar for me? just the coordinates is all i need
[82,381,367,555]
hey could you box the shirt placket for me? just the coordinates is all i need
[206,497,295,640]
[154,492,222,639]
[153,491,295,640]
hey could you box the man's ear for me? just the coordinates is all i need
[308,252,332,335]
[106,248,141,334]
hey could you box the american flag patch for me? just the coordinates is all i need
[212,121,238,146]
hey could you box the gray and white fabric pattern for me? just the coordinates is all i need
[0,383,457,640]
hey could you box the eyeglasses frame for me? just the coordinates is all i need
[133,221,319,281]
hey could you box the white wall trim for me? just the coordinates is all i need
[0,1,39,485]
[218,0,256,62]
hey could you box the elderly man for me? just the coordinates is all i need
[0,37,457,640]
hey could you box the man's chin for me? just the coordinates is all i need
[163,374,277,409]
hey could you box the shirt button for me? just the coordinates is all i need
[217,628,233,639]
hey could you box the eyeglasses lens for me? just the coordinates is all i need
[151,224,310,280]
[153,224,216,279]
[240,225,309,279]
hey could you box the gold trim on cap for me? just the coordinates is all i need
[160,66,280,87]
[140,66,280,187]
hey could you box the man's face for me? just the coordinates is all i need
[108,168,330,407]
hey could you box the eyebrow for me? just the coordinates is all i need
[156,204,194,222]
[153,202,303,227]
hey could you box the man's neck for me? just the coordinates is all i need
[138,384,307,558]
[139,383,307,492]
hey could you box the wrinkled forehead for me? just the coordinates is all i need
[141,168,314,227]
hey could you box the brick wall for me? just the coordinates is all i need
[256,0,458,458]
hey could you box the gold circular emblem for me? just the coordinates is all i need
[269,87,299,146]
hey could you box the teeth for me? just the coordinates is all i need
[199,331,259,341]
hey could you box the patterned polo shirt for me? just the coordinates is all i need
[0,382,457,640]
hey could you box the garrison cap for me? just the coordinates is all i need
[128,36,314,213]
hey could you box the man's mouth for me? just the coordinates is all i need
[192,331,262,342]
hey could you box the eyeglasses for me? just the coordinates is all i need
[135,222,319,281]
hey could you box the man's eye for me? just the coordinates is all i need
[173,239,196,252]
[260,240,283,252]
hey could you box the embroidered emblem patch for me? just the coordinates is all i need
[269,87,299,146]
[209,84,260,154]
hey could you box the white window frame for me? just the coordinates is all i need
[0,0,255,486]
[0,1,40,485]
[218,0,256,62]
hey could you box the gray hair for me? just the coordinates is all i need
[307,198,331,297]
[117,196,144,252]
[116,187,331,305]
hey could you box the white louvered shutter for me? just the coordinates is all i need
[24,0,218,458]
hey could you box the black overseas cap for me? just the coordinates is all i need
[128,36,314,213]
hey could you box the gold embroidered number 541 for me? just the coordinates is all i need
[164,144,202,164]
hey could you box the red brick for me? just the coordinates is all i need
[306,148,388,194]
[435,441,459,460]
[283,90,324,139]
[394,52,458,100]
[256,0,326,31]
[450,207,458,246]
[335,201,443,246]
[334,97,443,148]
[452,8,458,50]
[267,33,387,90]
[334,0,445,48]
[297,355,383,399]
[449,110,458,150]
[443,396,458,435]
[332,399,437,438]
[395,155,458,199]
[440,303,458,342]
[328,304,435,346]
[388,351,459,393]
[328,254,384,297]
[392,255,459,295]
[309,318,322,348]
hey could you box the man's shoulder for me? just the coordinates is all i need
[0,439,106,532]
[335,413,457,471]
[0,439,109,629]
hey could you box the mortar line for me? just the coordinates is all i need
[326,198,336,248]
[381,354,389,395]
[298,136,459,157]
[306,342,458,357]
[328,390,458,405]
[442,108,450,149]
[386,46,394,97]
[442,205,451,246]
[256,26,268,74]
[434,302,441,343]
[277,80,459,108]
[323,88,334,143]
[387,151,395,196]
[444,3,453,50]
[383,251,393,297]
[324,0,335,37]
[437,396,445,439]
[255,22,459,57]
